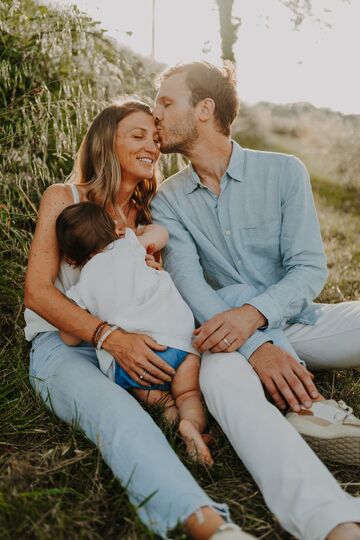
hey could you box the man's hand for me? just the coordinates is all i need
[249,342,319,411]
[102,329,174,387]
[192,305,266,353]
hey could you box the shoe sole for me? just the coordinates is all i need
[303,434,360,466]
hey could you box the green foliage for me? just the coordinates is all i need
[0,0,157,337]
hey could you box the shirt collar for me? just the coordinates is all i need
[183,140,245,195]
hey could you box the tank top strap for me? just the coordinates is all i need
[69,183,80,204]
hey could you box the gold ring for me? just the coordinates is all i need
[139,369,147,380]
[223,338,231,347]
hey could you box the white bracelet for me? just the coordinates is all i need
[96,325,119,350]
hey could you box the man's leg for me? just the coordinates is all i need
[284,301,360,370]
[283,301,360,465]
[200,350,360,540]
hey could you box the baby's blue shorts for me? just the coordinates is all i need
[114,347,189,391]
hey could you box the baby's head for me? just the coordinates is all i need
[56,201,118,267]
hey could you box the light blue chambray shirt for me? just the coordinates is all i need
[151,141,328,360]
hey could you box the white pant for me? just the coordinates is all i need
[200,301,360,540]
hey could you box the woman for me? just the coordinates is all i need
[24,101,255,540]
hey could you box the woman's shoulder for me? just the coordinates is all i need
[41,183,75,205]
[35,184,85,227]
[39,183,88,214]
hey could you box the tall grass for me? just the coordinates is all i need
[0,0,159,337]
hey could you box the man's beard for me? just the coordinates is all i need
[160,111,199,154]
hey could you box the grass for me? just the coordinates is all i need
[1,173,359,540]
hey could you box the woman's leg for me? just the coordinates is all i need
[29,331,230,539]
[217,284,301,361]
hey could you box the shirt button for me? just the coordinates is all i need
[224,229,231,236]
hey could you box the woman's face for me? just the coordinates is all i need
[115,110,160,183]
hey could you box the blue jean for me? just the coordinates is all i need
[217,284,301,362]
[29,331,229,538]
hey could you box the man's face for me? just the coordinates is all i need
[153,73,199,154]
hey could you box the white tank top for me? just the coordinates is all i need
[24,184,82,341]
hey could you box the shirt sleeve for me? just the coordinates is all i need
[152,192,271,360]
[246,156,328,329]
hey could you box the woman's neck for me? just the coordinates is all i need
[115,178,139,208]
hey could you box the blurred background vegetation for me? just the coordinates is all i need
[0,0,359,539]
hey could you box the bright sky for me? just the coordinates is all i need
[47,0,360,115]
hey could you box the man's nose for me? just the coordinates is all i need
[153,105,162,123]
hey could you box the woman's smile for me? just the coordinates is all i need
[116,110,160,182]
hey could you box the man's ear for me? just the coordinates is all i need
[196,98,215,122]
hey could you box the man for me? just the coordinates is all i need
[151,62,360,540]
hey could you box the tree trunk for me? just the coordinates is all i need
[216,0,241,64]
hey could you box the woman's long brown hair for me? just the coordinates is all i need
[68,100,158,226]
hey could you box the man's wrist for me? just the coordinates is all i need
[242,303,267,329]
[249,341,274,363]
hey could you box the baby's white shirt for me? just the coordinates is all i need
[66,228,197,379]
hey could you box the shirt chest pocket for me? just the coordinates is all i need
[240,218,281,258]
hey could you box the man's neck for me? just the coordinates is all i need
[184,136,232,195]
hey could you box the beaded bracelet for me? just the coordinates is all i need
[96,325,119,350]
[91,321,107,348]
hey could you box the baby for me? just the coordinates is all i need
[55,201,212,464]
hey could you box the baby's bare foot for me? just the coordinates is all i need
[163,404,178,424]
[327,523,360,540]
[179,419,213,465]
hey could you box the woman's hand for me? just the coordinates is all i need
[102,329,174,386]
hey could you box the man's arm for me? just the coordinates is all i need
[193,156,327,351]
[246,156,328,329]
[151,193,272,358]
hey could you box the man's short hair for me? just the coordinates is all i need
[160,61,239,136]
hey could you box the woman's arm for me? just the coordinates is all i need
[24,185,174,385]
[24,184,101,341]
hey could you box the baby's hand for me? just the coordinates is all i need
[145,245,163,270]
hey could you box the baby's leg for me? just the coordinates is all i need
[217,284,302,362]
[131,388,178,424]
[172,354,213,465]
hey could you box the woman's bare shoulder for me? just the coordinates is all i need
[36,183,79,224]
[40,183,78,209]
